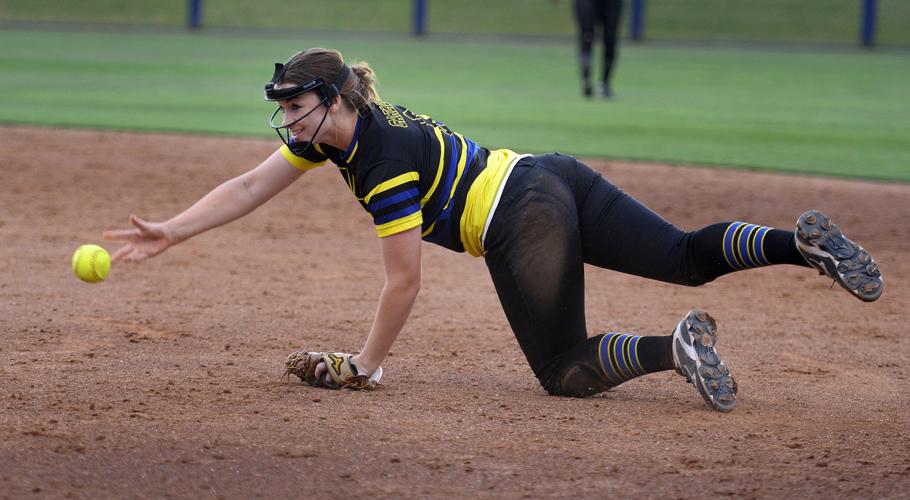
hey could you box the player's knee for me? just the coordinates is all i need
[539,363,613,398]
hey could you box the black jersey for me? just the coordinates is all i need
[280,100,523,256]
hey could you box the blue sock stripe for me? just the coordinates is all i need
[725,222,776,269]
[599,333,646,382]
[598,334,623,385]
[754,226,771,265]
[722,222,743,270]
[604,334,628,383]
[621,335,641,378]
[614,335,634,380]
[738,224,758,268]
[609,334,631,381]
[619,336,634,379]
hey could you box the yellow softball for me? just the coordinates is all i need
[72,244,111,283]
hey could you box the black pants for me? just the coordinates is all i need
[483,154,803,396]
[574,0,623,87]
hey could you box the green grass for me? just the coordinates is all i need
[1,29,908,181]
[1,0,909,45]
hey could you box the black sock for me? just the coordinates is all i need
[637,335,674,372]
[763,231,806,266]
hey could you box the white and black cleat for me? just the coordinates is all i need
[795,210,883,302]
[672,310,737,413]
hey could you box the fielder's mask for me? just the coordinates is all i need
[264,62,351,156]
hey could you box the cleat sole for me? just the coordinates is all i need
[795,210,883,302]
[672,310,737,413]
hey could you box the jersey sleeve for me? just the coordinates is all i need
[279,143,329,172]
[363,163,423,238]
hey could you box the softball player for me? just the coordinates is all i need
[105,48,883,412]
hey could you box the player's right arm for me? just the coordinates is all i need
[104,148,306,263]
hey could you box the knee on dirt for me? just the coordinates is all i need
[538,362,615,398]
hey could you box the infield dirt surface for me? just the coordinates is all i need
[2,125,909,499]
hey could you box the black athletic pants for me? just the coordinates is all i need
[574,0,623,87]
[482,153,806,397]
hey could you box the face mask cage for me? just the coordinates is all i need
[263,63,351,156]
[268,101,329,150]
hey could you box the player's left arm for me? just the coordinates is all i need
[352,226,422,375]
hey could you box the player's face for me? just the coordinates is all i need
[275,87,330,143]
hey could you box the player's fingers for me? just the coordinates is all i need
[102,228,139,241]
[120,245,153,263]
[130,214,154,233]
[109,245,133,263]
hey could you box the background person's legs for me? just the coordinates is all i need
[600,0,623,97]
[573,0,597,97]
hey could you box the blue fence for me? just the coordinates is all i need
[181,0,881,46]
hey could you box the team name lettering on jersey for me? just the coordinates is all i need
[376,100,407,128]
[402,109,454,136]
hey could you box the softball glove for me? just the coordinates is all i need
[284,351,381,390]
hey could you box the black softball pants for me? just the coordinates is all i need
[574,0,623,86]
[482,153,804,397]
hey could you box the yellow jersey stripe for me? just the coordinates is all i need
[364,172,420,205]
[376,211,422,237]
[347,141,359,163]
[280,145,326,172]
[420,127,446,206]
[442,133,469,210]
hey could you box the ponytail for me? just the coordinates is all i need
[281,48,379,113]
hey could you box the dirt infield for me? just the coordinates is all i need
[2,125,909,499]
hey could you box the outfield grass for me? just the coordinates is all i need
[1,0,908,45]
[0,29,907,181]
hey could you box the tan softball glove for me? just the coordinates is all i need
[284,351,382,390]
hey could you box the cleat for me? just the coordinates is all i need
[795,210,884,302]
[671,310,737,412]
[582,81,593,98]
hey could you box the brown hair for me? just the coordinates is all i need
[281,48,378,113]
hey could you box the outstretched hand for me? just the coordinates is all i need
[103,214,174,263]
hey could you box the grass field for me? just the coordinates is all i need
[1,28,908,181]
[1,0,909,44]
